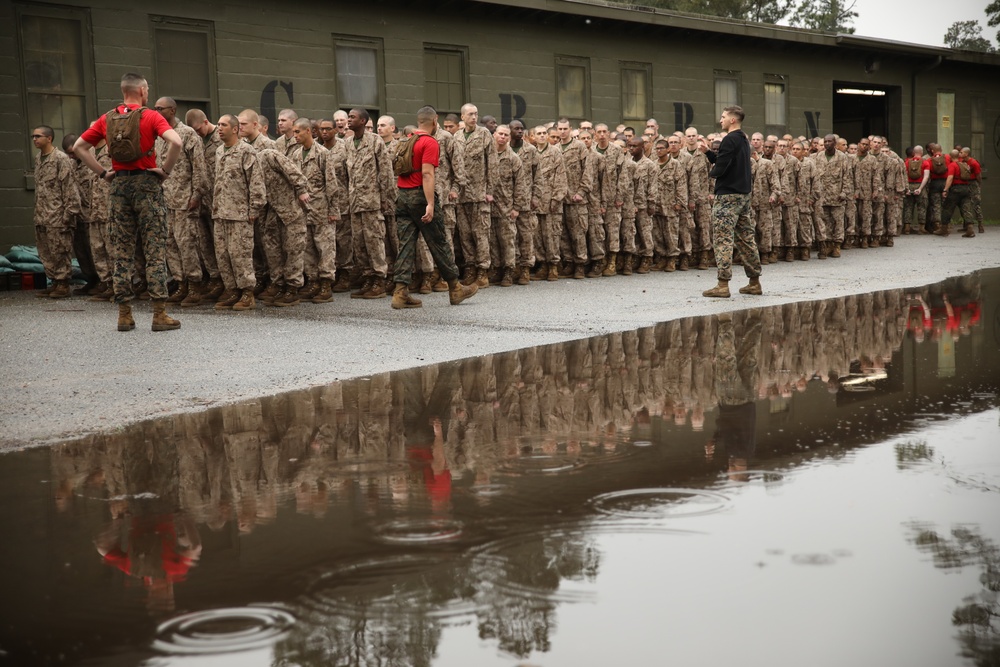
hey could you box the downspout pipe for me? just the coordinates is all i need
[911,56,943,147]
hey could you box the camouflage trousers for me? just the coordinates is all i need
[305,222,337,281]
[856,197,876,236]
[253,212,268,285]
[902,184,927,230]
[261,208,306,288]
[384,211,399,275]
[560,202,588,264]
[88,220,112,282]
[752,205,774,253]
[781,205,800,248]
[797,205,814,247]
[633,209,653,258]
[620,211,637,254]
[214,219,256,290]
[942,184,975,227]
[198,205,220,278]
[814,205,844,243]
[336,208,353,273]
[587,207,606,261]
[351,209,388,279]
[844,195,857,237]
[489,211,517,269]
[166,207,204,282]
[457,201,491,269]
[927,180,946,224]
[109,172,170,302]
[690,199,712,254]
[516,211,536,268]
[604,206,623,253]
[73,216,97,283]
[393,187,460,286]
[653,212,689,257]
[712,193,760,281]
[536,209,562,263]
[885,196,903,236]
[35,224,74,281]
[970,181,984,224]
[416,203,457,273]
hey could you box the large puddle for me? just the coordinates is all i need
[1,270,998,666]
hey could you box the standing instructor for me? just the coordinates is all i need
[74,72,183,331]
[698,105,761,299]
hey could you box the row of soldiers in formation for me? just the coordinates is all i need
[31,102,986,305]
[49,278,975,532]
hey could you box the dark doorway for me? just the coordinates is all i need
[832,82,899,144]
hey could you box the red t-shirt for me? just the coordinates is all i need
[80,104,172,171]
[947,161,969,185]
[397,132,440,190]
[905,157,929,183]
[965,158,982,179]
[928,153,952,181]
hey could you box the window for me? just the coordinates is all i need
[555,56,590,121]
[971,95,985,162]
[764,75,787,134]
[152,17,217,121]
[17,5,95,170]
[714,71,741,120]
[333,36,383,115]
[424,46,467,115]
[621,62,651,122]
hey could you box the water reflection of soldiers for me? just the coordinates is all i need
[707,310,762,480]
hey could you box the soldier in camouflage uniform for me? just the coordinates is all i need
[593,124,628,276]
[239,109,277,291]
[456,104,498,288]
[63,133,101,295]
[533,126,569,281]
[254,146,308,307]
[273,109,299,156]
[578,129,606,277]
[212,114,267,311]
[154,98,210,307]
[810,135,851,258]
[32,126,81,299]
[880,141,905,245]
[489,125,530,287]
[628,138,658,274]
[853,138,883,248]
[185,109,224,300]
[326,135,353,292]
[654,137,688,272]
[509,120,535,285]
[750,140,781,264]
[617,149,638,275]
[556,118,593,279]
[683,128,714,270]
[779,140,801,262]
[378,115,401,275]
[292,118,340,303]
[345,108,395,299]
[88,141,114,298]
[794,141,816,259]
[239,110,275,151]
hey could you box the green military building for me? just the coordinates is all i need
[2,0,998,247]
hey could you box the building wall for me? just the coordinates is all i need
[1,0,997,248]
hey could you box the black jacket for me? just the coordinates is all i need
[705,129,752,196]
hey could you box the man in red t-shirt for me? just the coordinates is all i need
[960,147,985,233]
[390,105,478,309]
[925,142,951,233]
[73,72,183,332]
[941,150,977,237]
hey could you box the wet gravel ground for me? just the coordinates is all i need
[2,232,998,448]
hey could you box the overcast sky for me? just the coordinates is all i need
[849,0,996,48]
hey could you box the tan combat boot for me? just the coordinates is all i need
[299,279,321,299]
[785,248,796,262]
[214,288,240,310]
[259,282,283,304]
[475,268,490,289]
[817,242,828,259]
[547,262,560,281]
[460,266,477,286]
[448,278,478,305]
[117,302,135,332]
[602,252,618,276]
[516,266,530,285]
[232,289,256,311]
[350,277,372,299]
[586,259,604,278]
[739,277,763,295]
[361,278,387,299]
[621,253,633,276]
[88,281,113,302]
[636,256,652,274]
[391,283,423,309]
[203,277,225,301]
[312,278,334,303]
[500,267,514,287]
[166,280,188,304]
[678,255,690,271]
[331,272,352,293]
[48,279,71,299]
[151,300,181,331]
[573,263,585,280]
[702,279,731,298]
[181,281,203,308]
[419,272,435,294]
[697,251,710,270]
[272,288,301,307]
[532,263,549,281]
[664,257,677,272]
[830,243,841,258]
[431,270,449,292]
[800,247,810,261]
[962,225,976,238]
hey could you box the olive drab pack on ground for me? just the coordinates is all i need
[930,154,948,176]
[105,106,151,163]
[907,159,922,180]
[393,134,421,177]
[957,161,973,181]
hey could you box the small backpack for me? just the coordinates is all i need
[957,161,973,181]
[105,106,151,163]
[906,159,922,180]
[930,154,948,176]
[393,134,422,177]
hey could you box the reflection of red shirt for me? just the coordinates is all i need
[954,301,981,327]
[906,304,931,332]
[80,104,171,171]
[407,447,452,507]
[102,518,194,584]
[396,132,439,190]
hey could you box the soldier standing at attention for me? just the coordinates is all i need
[812,134,851,258]
[184,109,224,301]
[578,128,607,277]
[456,103,497,288]
[593,123,627,276]
[698,105,761,299]
[557,117,593,279]
[532,126,569,282]
[238,110,275,151]
[292,118,339,303]
[154,97,209,307]
[33,125,81,299]
[74,72,183,331]
[389,106,478,310]
[628,137,658,275]
[273,109,299,156]
[254,145,309,307]
[211,113,267,312]
[346,108,395,299]
[489,124,529,287]
[318,119,338,151]
[509,120,538,285]
[378,115,401,271]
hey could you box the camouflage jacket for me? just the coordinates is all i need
[655,156,688,215]
[513,141,539,209]
[245,132,275,152]
[213,141,267,222]
[274,134,298,157]
[491,146,530,217]
[534,144,569,214]
[583,150,602,211]
[33,149,80,228]
[90,148,113,224]
[436,128,467,204]
[256,148,308,225]
[455,125,497,203]
[631,156,658,213]
[751,156,781,206]
[157,121,209,210]
[854,154,884,198]
[203,126,223,204]
[558,138,593,203]
[594,142,628,209]
[326,138,350,214]
[810,150,851,206]
[682,148,712,202]
[344,131,393,214]
[295,143,341,225]
[72,155,96,221]
[781,154,801,204]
